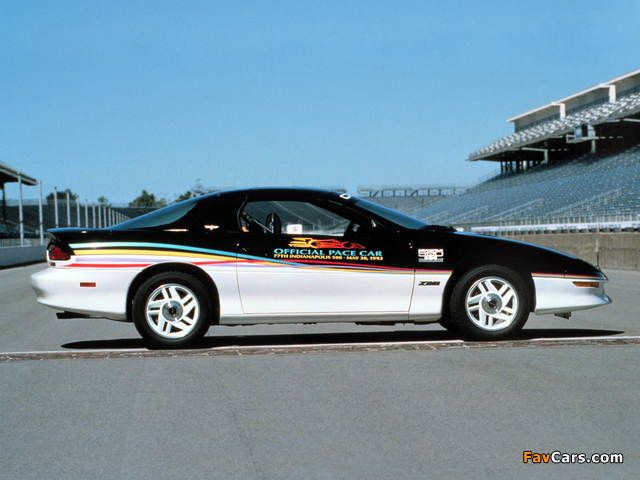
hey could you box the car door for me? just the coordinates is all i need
[235,197,415,317]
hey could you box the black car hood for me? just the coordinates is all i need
[416,229,602,278]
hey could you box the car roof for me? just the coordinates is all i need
[217,187,343,201]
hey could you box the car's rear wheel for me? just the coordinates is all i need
[449,265,529,340]
[132,272,212,348]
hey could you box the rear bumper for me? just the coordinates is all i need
[30,267,136,321]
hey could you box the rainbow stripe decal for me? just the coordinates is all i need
[66,241,420,275]
[67,242,236,269]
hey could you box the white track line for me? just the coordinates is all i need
[529,335,640,342]
[2,336,639,356]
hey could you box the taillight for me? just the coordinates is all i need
[49,246,71,261]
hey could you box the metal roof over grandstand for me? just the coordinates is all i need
[469,68,640,163]
[0,161,38,187]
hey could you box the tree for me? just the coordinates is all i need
[46,188,78,205]
[175,191,196,203]
[129,190,167,208]
[97,196,111,207]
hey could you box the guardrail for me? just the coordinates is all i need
[471,221,640,235]
[455,214,640,236]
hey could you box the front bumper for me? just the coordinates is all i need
[533,274,612,315]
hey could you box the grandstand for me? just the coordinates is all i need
[370,68,640,234]
[1,191,131,248]
[1,201,131,243]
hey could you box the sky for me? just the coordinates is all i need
[2,0,640,205]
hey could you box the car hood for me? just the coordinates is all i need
[418,229,604,278]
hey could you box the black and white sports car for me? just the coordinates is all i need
[31,188,611,347]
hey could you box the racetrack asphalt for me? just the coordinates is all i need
[1,263,638,479]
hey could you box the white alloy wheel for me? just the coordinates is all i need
[145,283,201,339]
[449,265,530,340]
[133,271,213,348]
[464,276,519,331]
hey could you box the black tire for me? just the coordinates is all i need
[449,265,530,341]
[437,316,460,334]
[132,271,213,348]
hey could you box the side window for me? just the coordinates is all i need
[239,200,352,236]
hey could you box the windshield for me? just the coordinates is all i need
[115,197,201,229]
[350,197,428,230]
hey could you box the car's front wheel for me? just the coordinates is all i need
[449,265,530,340]
[132,272,212,348]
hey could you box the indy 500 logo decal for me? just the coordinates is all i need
[418,248,444,262]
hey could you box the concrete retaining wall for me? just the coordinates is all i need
[511,233,640,271]
[0,245,47,268]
